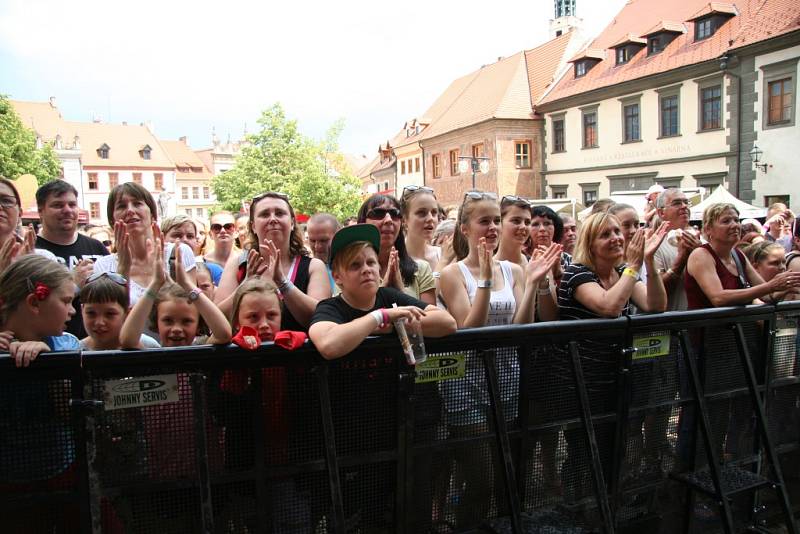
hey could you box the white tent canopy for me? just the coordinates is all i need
[690,186,766,220]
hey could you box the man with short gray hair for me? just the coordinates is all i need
[653,188,700,311]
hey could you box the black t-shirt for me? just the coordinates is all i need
[36,234,109,338]
[311,287,428,326]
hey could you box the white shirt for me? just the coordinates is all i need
[92,242,196,307]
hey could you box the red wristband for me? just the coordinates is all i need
[380,308,390,328]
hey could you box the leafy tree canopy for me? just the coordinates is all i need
[0,95,61,185]
[212,103,362,221]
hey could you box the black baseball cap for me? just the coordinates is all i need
[328,224,380,266]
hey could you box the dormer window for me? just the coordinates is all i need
[648,36,664,55]
[97,143,110,159]
[569,49,604,78]
[612,35,647,66]
[688,4,737,42]
[642,22,685,56]
[696,17,713,40]
[139,145,152,160]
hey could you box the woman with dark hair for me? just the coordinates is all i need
[93,182,196,307]
[357,193,435,305]
[0,177,57,272]
[495,195,532,269]
[531,205,571,288]
[216,191,330,331]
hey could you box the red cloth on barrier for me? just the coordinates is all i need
[274,330,307,350]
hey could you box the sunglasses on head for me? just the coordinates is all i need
[463,191,498,202]
[86,272,127,286]
[366,207,402,221]
[210,222,235,233]
[251,191,290,206]
[501,195,531,207]
[402,185,435,199]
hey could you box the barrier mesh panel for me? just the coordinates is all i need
[0,374,80,532]
[329,354,397,532]
[3,312,799,533]
[618,330,683,527]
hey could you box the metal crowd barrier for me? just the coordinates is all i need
[2,303,800,534]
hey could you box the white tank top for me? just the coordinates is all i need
[457,260,516,326]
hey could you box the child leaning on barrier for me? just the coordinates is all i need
[0,254,80,363]
[0,254,82,529]
[79,272,160,350]
[309,224,456,360]
[119,236,231,348]
[118,235,229,484]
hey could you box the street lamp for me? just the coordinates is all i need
[749,144,769,173]
[458,156,491,189]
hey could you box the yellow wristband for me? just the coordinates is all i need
[622,267,639,279]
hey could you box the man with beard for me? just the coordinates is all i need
[35,180,108,337]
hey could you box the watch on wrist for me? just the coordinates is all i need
[187,287,202,302]
[477,279,493,289]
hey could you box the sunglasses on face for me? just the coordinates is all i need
[86,272,127,286]
[366,207,402,221]
[402,185,435,199]
[210,223,235,233]
[501,195,531,207]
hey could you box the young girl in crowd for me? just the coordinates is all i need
[437,191,561,529]
[195,262,216,301]
[494,195,533,270]
[120,240,231,348]
[0,254,79,364]
[400,185,442,272]
[79,272,160,350]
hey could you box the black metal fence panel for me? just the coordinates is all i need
[2,304,800,533]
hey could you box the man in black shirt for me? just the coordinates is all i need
[35,181,109,338]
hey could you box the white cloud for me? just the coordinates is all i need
[0,0,627,153]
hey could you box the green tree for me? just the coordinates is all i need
[0,95,61,185]
[212,103,362,220]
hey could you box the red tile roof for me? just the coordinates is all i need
[568,48,607,63]
[641,20,687,37]
[687,2,738,21]
[541,0,800,106]
[611,34,648,48]
[389,30,579,147]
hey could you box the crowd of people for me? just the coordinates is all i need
[2,176,800,528]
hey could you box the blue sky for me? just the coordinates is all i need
[0,0,626,157]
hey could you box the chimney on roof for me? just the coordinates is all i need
[498,56,503,62]
[92,114,103,124]
[179,136,188,145]
[49,96,57,109]
[122,121,127,126]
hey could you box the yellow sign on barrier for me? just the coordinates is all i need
[632,334,671,360]
[415,353,466,383]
